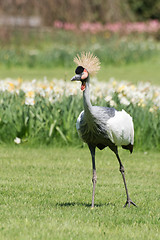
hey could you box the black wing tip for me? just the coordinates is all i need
[96,143,106,150]
[122,144,133,154]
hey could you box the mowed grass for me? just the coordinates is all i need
[0,145,159,240]
[0,56,160,85]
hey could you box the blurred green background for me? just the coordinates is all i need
[0,0,160,84]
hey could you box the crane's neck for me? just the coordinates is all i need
[83,77,92,113]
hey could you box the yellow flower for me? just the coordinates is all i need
[153,91,159,98]
[149,106,158,112]
[38,83,47,89]
[131,85,135,90]
[26,91,35,98]
[17,77,23,84]
[112,81,117,87]
[118,85,125,92]
[138,99,145,107]
[8,82,15,91]
[50,85,53,90]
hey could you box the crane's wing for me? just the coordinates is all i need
[76,110,84,131]
[106,109,134,146]
[76,110,85,141]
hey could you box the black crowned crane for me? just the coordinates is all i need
[71,52,137,208]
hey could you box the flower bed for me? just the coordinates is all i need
[54,20,160,34]
[0,78,159,149]
[1,77,160,109]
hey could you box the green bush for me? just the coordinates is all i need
[0,91,159,150]
[128,0,160,20]
[0,35,160,68]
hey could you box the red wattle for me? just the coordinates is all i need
[81,84,85,91]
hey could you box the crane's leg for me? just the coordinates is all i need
[116,153,137,207]
[88,145,97,208]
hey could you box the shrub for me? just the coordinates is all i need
[0,78,159,150]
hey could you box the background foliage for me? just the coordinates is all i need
[0,90,159,151]
[0,30,160,68]
[0,0,160,26]
[128,0,160,20]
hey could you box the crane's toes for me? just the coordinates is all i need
[123,199,137,208]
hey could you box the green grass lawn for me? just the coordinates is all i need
[0,56,160,85]
[0,145,159,240]
[98,56,160,85]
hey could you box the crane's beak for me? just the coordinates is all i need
[71,74,81,81]
[71,73,86,91]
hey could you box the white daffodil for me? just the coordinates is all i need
[14,137,21,144]
[120,96,130,106]
[25,97,35,106]
[0,77,159,111]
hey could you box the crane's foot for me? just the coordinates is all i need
[123,198,137,208]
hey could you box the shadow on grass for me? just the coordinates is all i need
[56,201,115,208]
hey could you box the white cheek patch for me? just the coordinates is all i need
[106,110,134,146]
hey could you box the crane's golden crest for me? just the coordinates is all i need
[74,52,101,76]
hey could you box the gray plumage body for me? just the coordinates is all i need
[77,106,115,149]
[76,78,133,152]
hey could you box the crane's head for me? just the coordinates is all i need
[71,52,100,91]
[71,66,89,91]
